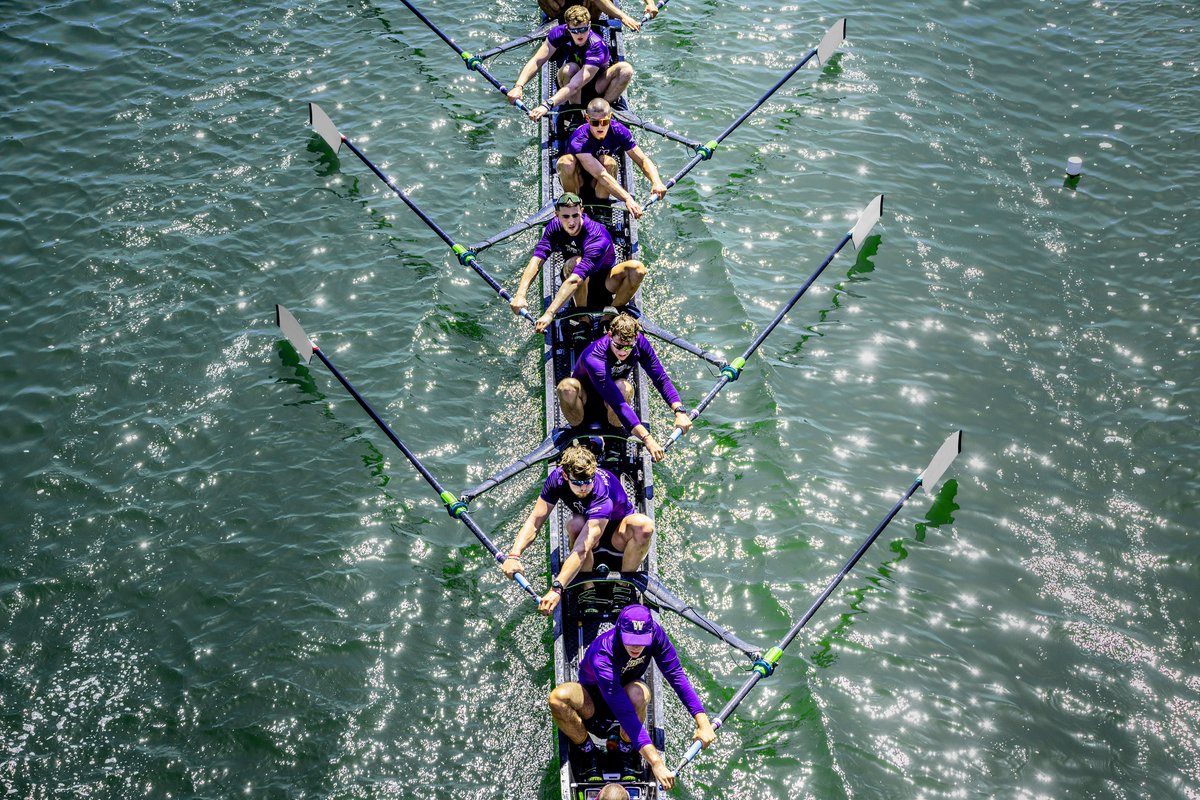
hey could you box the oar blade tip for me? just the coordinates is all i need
[817,18,847,66]
[919,429,962,495]
[275,304,315,364]
[851,193,884,250]
[308,102,343,154]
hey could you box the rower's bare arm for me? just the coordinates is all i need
[643,744,674,789]
[512,256,545,315]
[580,153,634,205]
[509,43,552,104]
[692,712,716,747]
[551,65,598,106]
[503,497,553,577]
[632,423,665,462]
[630,146,666,198]
[555,519,605,587]
[594,0,640,30]
[535,273,582,332]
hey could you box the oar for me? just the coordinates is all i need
[664,194,883,451]
[274,304,539,601]
[308,104,536,325]
[474,21,557,61]
[395,0,532,115]
[642,18,846,213]
[640,0,671,24]
[673,430,964,777]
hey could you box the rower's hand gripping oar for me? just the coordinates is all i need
[274,305,540,601]
[394,0,532,116]
[673,430,964,777]
[643,18,847,213]
[308,104,536,326]
[664,194,883,452]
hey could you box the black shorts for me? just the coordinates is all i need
[583,682,618,735]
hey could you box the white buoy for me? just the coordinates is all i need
[1066,156,1083,176]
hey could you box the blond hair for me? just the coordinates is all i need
[597,785,631,800]
[563,5,591,27]
[608,313,640,342]
[559,443,597,479]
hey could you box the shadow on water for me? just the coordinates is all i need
[777,232,880,360]
[809,479,960,669]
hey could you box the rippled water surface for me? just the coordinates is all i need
[2,0,1197,797]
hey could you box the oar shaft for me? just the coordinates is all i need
[663,231,854,450]
[338,135,535,323]
[645,47,820,211]
[309,346,538,599]
[675,479,924,775]
[396,0,531,113]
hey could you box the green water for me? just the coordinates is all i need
[2,0,1197,798]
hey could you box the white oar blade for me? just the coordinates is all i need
[308,102,343,153]
[919,430,962,496]
[850,193,884,250]
[816,18,847,66]
[275,304,315,364]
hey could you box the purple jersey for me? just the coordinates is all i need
[539,466,633,522]
[572,333,682,431]
[567,119,638,163]
[546,24,611,71]
[531,214,617,284]
[579,620,706,751]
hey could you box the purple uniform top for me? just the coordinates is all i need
[572,333,682,432]
[567,119,639,163]
[539,466,633,522]
[546,24,611,71]
[579,620,706,751]
[531,214,617,284]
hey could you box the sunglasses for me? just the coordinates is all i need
[612,339,635,352]
[587,116,612,128]
[567,25,590,34]
[568,477,594,486]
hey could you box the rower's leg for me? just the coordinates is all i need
[605,259,646,308]
[557,377,587,427]
[616,681,651,743]
[595,62,634,105]
[558,63,583,103]
[592,155,619,199]
[548,682,596,745]
[613,513,654,572]
[565,515,595,573]
[560,256,589,307]
[538,0,567,20]
[603,379,634,427]
[556,154,585,195]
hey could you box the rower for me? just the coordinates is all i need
[506,5,634,121]
[557,313,692,462]
[597,785,630,800]
[557,98,667,219]
[510,192,646,330]
[500,444,654,616]
[537,0,660,32]
[548,603,716,789]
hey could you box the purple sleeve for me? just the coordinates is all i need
[532,219,558,262]
[635,334,682,408]
[566,123,589,155]
[611,121,637,154]
[594,650,655,751]
[539,468,563,503]
[579,341,640,431]
[570,222,614,282]
[584,36,610,69]
[653,626,706,720]
[546,24,568,50]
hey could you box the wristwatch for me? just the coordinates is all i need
[551,580,564,594]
